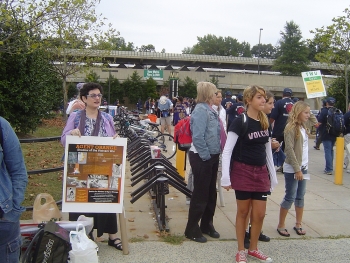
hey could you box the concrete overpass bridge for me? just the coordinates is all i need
[64,49,339,109]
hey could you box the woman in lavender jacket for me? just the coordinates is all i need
[61,82,122,251]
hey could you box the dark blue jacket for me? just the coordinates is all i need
[343,111,350,135]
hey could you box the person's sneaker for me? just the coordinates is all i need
[248,249,273,262]
[235,250,247,263]
[324,170,332,175]
[244,231,250,249]
[313,146,320,150]
[258,232,270,242]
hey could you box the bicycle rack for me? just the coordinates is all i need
[127,143,149,160]
[127,134,192,232]
[130,161,184,186]
[130,155,155,174]
[130,167,192,232]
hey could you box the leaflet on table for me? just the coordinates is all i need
[62,136,127,213]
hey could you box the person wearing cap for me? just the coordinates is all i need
[221,90,236,110]
[269,88,294,151]
[226,93,245,130]
[317,97,338,175]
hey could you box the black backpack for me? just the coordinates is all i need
[22,221,71,263]
[326,107,344,137]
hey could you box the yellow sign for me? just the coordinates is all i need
[301,70,326,98]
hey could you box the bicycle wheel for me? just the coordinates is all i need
[148,124,162,137]
[154,134,177,160]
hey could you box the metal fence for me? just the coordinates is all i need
[20,136,63,211]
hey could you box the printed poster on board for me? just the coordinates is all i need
[62,136,127,214]
[301,70,327,98]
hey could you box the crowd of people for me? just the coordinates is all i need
[182,83,345,263]
[2,80,348,262]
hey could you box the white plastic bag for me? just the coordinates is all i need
[77,215,94,235]
[69,249,98,263]
[69,224,98,263]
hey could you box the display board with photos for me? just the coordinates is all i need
[62,136,127,213]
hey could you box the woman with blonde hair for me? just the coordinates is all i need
[277,101,310,237]
[184,82,221,243]
[221,85,277,263]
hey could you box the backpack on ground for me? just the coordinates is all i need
[326,107,344,137]
[22,221,71,263]
[173,116,192,151]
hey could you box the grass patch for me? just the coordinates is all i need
[159,231,185,245]
[321,235,350,239]
[129,237,145,243]
[19,116,65,220]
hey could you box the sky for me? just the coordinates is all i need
[96,0,350,54]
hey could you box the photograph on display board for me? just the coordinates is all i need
[78,152,88,164]
[62,136,127,213]
[87,174,109,189]
[66,187,76,201]
[68,152,78,164]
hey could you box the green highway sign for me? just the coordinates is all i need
[144,70,163,80]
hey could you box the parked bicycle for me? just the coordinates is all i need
[114,107,176,159]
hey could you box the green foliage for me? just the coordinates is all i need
[143,78,158,99]
[160,233,185,245]
[0,49,61,133]
[37,0,118,117]
[0,0,59,53]
[272,21,310,76]
[67,83,78,100]
[92,36,136,51]
[251,44,277,58]
[85,70,101,83]
[311,7,350,108]
[182,34,251,57]
[122,71,144,104]
[209,76,219,87]
[179,77,197,99]
[138,44,156,52]
[311,10,350,65]
[326,76,349,113]
[104,75,124,104]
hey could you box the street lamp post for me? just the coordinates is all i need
[257,28,263,75]
[102,69,118,104]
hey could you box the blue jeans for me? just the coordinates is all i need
[280,171,307,210]
[0,220,22,263]
[323,140,335,172]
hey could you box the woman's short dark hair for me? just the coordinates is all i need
[79,83,103,100]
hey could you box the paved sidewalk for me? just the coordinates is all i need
[38,138,350,262]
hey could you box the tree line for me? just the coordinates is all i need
[1,1,350,133]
